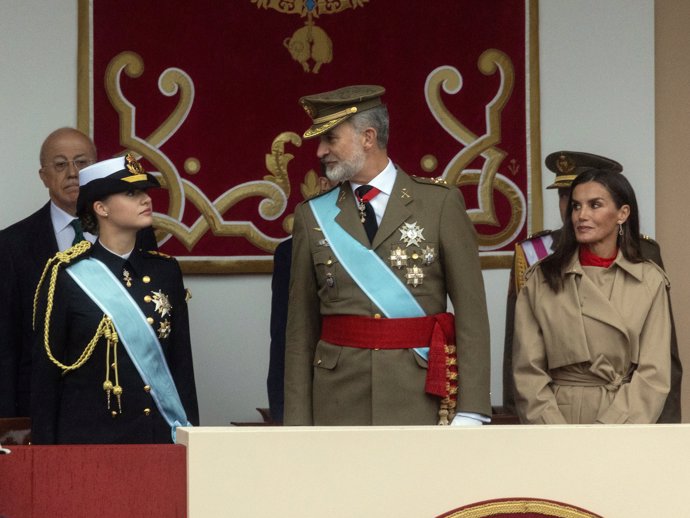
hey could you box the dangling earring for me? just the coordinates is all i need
[618,223,623,236]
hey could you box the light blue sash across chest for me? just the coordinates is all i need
[309,189,429,359]
[66,258,191,441]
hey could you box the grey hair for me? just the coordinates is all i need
[349,104,389,149]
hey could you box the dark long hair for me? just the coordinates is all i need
[540,169,643,292]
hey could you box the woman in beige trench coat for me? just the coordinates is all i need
[513,169,671,424]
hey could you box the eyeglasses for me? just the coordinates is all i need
[46,159,94,172]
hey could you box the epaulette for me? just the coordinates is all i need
[640,234,659,246]
[147,250,173,259]
[523,261,542,282]
[410,175,450,188]
[524,228,555,241]
[643,259,671,288]
[305,183,339,202]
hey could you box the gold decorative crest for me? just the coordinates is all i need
[252,0,370,73]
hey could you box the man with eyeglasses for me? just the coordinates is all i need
[0,127,157,418]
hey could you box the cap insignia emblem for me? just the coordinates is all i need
[556,154,576,174]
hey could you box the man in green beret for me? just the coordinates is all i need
[502,150,682,422]
[284,85,491,426]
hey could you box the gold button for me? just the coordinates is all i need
[144,408,151,416]
[144,385,151,392]
[143,276,151,284]
[111,411,118,418]
[144,295,152,303]
[147,317,154,324]
[374,313,382,319]
[111,362,117,369]
[317,359,322,365]
[326,259,333,265]
[412,253,419,260]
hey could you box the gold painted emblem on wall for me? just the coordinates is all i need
[252,0,369,74]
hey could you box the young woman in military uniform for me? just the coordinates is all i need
[32,155,199,444]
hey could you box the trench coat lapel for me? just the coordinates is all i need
[371,170,413,250]
[334,183,370,248]
[566,254,631,340]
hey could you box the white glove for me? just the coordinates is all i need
[450,412,490,426]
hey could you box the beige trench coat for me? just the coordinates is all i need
[513,251,671,424]
[284,168,490,425]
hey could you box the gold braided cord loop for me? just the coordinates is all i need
[33,241,93,330]
[32,241,102,372]
[44,315,114,372]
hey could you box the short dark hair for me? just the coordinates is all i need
[349,104,389,148]
[540,169,642,292]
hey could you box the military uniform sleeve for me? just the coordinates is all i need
[596,269,671,424]
[30,270,71,444]
[440,188,491,416]
[165,259,199,426]
[513,273,568,424]
[283,203,321,425]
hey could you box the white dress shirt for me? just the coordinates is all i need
[50,202,96,251]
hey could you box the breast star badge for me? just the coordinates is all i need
[399,222,425,248]
[151,290,172,318]
[406,265,424,287]
[389,246,408,269]
[422,245,436,265]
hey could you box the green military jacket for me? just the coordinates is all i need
[284,168,491,425]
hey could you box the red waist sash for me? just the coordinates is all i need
[320,313,456,398]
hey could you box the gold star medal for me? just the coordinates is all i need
[399,222,425,247]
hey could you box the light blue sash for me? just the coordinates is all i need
[309,189,429,359]
[67,258,190,441]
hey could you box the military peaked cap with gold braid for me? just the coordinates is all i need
[76,153,160,215]
[299,84,385,139]
[545,150,623,189]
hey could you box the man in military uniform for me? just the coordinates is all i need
[502,150,682,422]
[284,85,491,426]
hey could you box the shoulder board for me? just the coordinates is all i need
[410,175,450,188]
[147,250,174,259]
[59,240,93,265]
[639,234,659,246]
[524,229,554,241]
[307,184,339,201]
